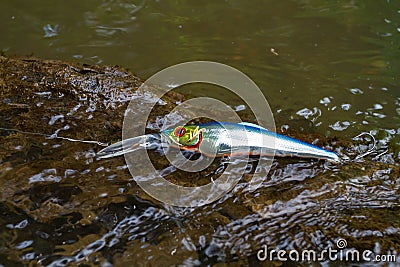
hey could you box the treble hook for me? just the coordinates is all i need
[352,132,377,160]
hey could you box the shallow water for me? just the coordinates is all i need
[0,0,400,266]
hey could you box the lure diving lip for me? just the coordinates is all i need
[96,133,162,159]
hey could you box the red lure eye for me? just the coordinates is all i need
[174,127,186,137]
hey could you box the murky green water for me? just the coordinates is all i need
[0,0,399,266]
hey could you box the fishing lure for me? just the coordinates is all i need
[97,122,341,163]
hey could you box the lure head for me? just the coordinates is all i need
[162,125,203,147]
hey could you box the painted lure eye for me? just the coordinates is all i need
[174,126,186,137]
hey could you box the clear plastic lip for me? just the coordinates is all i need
[96,133,162,159]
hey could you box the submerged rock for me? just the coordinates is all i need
[0,56,399,266]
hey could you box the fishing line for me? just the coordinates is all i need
[373,148,389,159]
[2,126,385,162]
[0,127,109,147]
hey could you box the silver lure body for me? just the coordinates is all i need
[173,122,340,163]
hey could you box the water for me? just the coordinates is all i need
[0,0,399,265]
